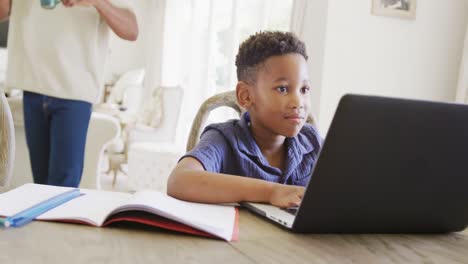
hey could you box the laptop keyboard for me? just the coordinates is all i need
[282,207,299,215]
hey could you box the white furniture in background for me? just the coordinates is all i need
[7,95,31,188]
[127,143,180,193]
[94,68,146,182]
[7,95,121,189]
[126,86,183,145]
[104,68,145,122]
[81,112,121,189]
[126,86,184,192]
[0,92,14,187]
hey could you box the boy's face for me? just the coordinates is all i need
[246,53,311,138]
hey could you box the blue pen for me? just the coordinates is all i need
[3,188,82,228]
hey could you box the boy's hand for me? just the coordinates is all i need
[269,184,305,208]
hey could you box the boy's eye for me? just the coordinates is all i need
[276,86,288,94]
[301,86,310,94]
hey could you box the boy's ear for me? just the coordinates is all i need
[236,81,253,108]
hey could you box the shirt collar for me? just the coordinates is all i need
[236,112,263,158]
[289,130,315,155]
[236,112,315,158]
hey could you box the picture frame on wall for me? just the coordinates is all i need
[371,0,416,19]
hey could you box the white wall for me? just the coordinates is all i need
[106,0,468,137]
[290,0,329,125]
[456,24,468,103]
[313,0,468,134]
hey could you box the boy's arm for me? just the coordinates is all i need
[62,0,138,41]
[0,0,10,21]
[167,157,305,208]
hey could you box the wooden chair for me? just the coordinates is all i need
[0,92,15,187]
[186,90,316,151]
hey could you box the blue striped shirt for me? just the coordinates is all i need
[183,112,322,186]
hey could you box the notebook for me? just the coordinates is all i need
[0,183,238,241]
[243,94,468,233]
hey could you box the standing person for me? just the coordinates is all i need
[0,0,138,187]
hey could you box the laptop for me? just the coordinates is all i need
[243,94,468,233]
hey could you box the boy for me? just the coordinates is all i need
[167,31,322,208]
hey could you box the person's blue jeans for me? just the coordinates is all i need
[23,91,92,187]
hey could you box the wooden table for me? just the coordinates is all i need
[1,188,468,264]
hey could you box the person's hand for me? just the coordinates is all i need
[62,0,95,8]
[269,184,305,208]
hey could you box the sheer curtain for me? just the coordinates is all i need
[157,0,293,149]
[143,0,166,100]
[456,23,468,104]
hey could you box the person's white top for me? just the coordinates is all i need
[5,0,133,104]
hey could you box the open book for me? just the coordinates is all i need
[0,184,238,241]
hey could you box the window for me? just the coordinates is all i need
[159,0,293,144]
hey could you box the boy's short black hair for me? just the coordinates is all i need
[235,31,308,84]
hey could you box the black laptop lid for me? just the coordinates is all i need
[293,94,468,233]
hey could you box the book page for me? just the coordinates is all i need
[37,189,132,226]
[0,183,75,216]
[113,191,237,241]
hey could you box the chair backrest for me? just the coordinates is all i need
[107,68,145,105]
[0,92,15,187]
[81,112,120,189]
[128,86,184,145]
[186,90,317,151]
